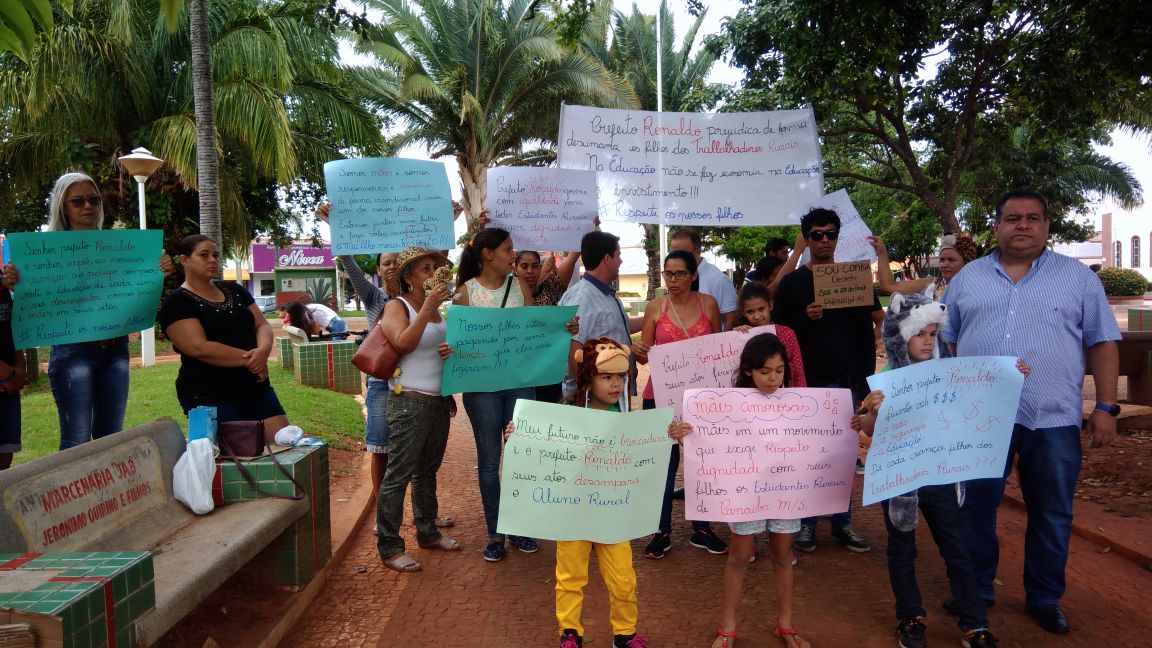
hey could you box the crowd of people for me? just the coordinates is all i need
[0,180,1123,648]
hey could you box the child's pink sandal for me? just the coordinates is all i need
[774,621,811,648]
[712,626,737,648]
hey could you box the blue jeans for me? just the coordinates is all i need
[49,339,130,450]
[364,378,391,453]
[883,485,986,630]
[801,379,857,531]
[963,424,1080,605]
[326,317,349,340]
[644,398,710,534]
[463,387,535,541]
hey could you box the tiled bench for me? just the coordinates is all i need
[0,419,320,647]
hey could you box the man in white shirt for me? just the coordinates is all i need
[669,229,738,330]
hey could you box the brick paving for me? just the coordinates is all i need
[284,395,1152,647]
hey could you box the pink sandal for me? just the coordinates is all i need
[774,621,811,648]
[713,626,737,648]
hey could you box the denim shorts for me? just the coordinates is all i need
[729,518,801,536]
[364,377,391,453]
[179,385,286,422]
[0,391,20,453]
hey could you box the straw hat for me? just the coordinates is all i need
[388,247,450,296]
[938,232,978,264]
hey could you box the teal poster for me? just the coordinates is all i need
[441,304,577,395]
[9,230,164,349]
[498,400,674,543]
[323,157,455,253]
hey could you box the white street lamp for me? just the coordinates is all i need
[118,147,164,367]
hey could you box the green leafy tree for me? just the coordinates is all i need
[0,0,65,63]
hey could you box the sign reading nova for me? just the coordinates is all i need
[556,105,824,226]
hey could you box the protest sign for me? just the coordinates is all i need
[862,356,1024,506]
[681,388,857,522]
[9,230,163,349]
[790,189,877,265]
[498,400,674,543]
[813,261,873,308]
[647,326,775,418]
[323,157,454,253]
[487,167,598,251]
[557,104,823,226]
[441,305,578,395]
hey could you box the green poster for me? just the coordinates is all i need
[497,400,674,544]
[441,304,577,395]
[9,230,164,349]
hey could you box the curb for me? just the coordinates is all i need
[1000,491,1152,569]
[260,452,377,648]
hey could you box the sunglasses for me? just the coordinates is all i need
[66,195,103,208]
[661,270,691,280]
[806,229,839,241]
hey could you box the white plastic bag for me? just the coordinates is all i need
[174,439,216,515]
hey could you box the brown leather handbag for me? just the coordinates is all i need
[217,420,305,501]
[351,307,403,380]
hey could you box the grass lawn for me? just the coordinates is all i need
[13,360,364,467]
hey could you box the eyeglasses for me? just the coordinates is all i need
[66,195,102,208]
[661,270,691,280]
[806,229,839,241]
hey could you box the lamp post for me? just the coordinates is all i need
[118,147,164,367]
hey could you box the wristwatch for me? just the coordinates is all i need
[1095,402,1121,417]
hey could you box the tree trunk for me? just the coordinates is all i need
[190,0,221,268]
[457,150,488,231]
[643,223,660,300]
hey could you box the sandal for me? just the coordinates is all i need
[712,626,737,648]
[418,536,462,551]
[774,621,811,648]
[434,515,455,528]
[382,553,422,572]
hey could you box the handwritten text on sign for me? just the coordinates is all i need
[862,356,1023,505]
[323,157,454,254]
[813,261,873,309]
[556,105,823,226]
[9,230,163,349]
[681,388,857,521]
[487,167,598,251]
[2,438,166,551]
[498,400,674,543]
[791,189,877,265]
[648,326,775,418]
[441,305,578,395]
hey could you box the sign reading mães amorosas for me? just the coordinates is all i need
[251,243,335,272]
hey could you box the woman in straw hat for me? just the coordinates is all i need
[869,232,979,300]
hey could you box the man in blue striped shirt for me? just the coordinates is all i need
[940,189,1121,635]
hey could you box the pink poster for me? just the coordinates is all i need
[646,326,774,419]
[681,387,858,521]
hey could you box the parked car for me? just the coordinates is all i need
[253,295,277,314]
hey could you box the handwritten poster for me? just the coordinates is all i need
[647,326,776,418]
[323,157,454,253]
[556,104,823,226]
[498,400,674,543]
[862,356,1023,505]
[8,230,163,349]
[681,388,857,521]
[441,305,578,395]
[487,167,598,251]
[791,189,877,264]
[813,261,873,309]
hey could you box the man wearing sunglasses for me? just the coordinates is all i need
[773,207,882,554]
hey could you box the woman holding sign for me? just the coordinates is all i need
[868,233,978,300]
[2,172,172,450]
[633,249,724,559]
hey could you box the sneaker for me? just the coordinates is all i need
[560,629,583,648]
[962,628,998,648]
[482,541,506,562]
[896,617,926,648]
[613,633,649,648]
[831,525,871,552]
[511,536,539,553]
[644,532,672,559]
[793,525,816,552]
[672,486,685,500]
[856,458,866,475]
[689,527,729,554]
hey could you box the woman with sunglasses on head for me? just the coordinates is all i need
[1,172,172,450]
[632,249,724,559]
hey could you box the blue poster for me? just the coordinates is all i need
[862,356,1024,506]
[8,230,164,349]
[441,305,577,395]
[323,157,455,254]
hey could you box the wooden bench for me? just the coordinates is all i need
[1079,331,1152,430]
[0,418,313,647]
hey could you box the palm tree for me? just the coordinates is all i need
[188,0,220,247]
[0,0,62,63]
[357,0,637,223]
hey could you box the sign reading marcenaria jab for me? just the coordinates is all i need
[323,157,455,254]
[556,105,824,226]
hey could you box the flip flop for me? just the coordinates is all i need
[434,516,455,528]
[383,553,422,572]
[418,536,462,551]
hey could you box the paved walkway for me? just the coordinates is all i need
[284,398,1152,647]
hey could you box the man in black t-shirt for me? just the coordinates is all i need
[773,207,879,553]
